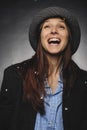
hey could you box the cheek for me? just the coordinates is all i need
[40,34,44,45]
[64,36,69,47]
[62,32,69,48]
[40,31,47,43]
[40,31,43,41]
[63,31,69,41]
[41,28,50,38]
[40,33,46,47]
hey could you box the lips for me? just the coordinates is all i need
[48,38,61,44]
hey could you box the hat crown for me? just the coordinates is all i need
[29,6,81,54]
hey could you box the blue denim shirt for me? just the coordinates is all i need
[34,73,64,130]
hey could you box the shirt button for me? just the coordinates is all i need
[48,121,54,126]
[84,81,87,84]
[64,107,68,111]
[5,88,8,92]
[17,66,20,69]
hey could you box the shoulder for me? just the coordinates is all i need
[70,60,87,87]
[79,69,87,78]
[78,68,87,87]
[71,60,87,76]
[1,59,30,96]
[75,61,87,80]
[4,59,31,79]
[75,65,87,89]
[0,59,31,102]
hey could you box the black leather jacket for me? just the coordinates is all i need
[0,60,87,130]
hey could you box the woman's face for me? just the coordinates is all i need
[40,18,69,55]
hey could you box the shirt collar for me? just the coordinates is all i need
[44,71,63,95]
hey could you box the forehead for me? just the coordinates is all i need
[43,18,66,24]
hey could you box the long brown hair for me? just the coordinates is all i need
[23,39,74,114]
[23,19,78,114]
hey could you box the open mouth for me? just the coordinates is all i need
[48,38,61,44]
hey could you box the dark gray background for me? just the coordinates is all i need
[0,0,87,86]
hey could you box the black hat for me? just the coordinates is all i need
[29,6,81,54]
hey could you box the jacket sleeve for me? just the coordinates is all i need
[82,76,87,129]
[0,66,23,130]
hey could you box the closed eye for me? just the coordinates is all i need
[59,25,65,29]
[43,25,50,29]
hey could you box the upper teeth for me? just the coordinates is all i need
[49,38,60,42]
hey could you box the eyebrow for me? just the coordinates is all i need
[40,18,66,29]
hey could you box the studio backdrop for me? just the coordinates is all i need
[0,0,87,87]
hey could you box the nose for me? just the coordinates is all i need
[51,27,58,34]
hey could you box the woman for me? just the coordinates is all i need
[0,6,87,130]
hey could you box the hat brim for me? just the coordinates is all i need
[29,6,81,54]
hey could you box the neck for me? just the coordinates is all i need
[47,55,62,93]
[47,54,62,75]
